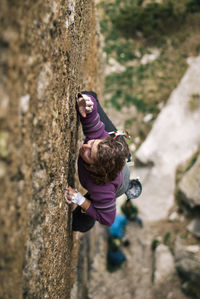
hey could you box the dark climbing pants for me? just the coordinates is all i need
[72,193,95,232]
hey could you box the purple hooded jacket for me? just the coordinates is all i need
[77,95,122,226]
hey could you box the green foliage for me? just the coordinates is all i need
[98,0,200,142]
[186,155,198,172]
[111,0,186,43]
[106,88,148,113]
[186,0,200,13]
[164,232,171,245]
[105,62,158,113]
[106,67,134,90]
[196,44,200,53]
[151,239,159,251]
[124,93,147,112]
[105,42,138,63]
[121,200,138,221]
[189,93,200,110]
[185,147,200,172]
[125,117,137,129]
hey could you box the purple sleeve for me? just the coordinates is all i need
[84,184,117,226]
[76,95,109,140]
[86,201,116,226]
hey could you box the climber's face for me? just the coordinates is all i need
[79,139,102,164]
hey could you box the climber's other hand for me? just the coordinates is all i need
[76,93,93,118]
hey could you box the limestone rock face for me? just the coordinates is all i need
[0,1,104,298]
[134,56,200,221]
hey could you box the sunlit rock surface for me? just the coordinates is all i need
[133,56,200,222]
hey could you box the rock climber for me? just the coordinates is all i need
[64,91,136,232]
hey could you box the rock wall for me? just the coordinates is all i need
[71,225,108,299]
[0,0,104,298]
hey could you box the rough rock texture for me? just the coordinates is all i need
[174,238,200,297]
[0,0,104,298]
[177,154,200,209]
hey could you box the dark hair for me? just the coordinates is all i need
[85,137,129,185]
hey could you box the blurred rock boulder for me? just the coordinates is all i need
[177,154,200,209]
[174,238,200,297]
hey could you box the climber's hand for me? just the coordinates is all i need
[65,186,76,204]
[65,186,85,206]
[76,93,93,118]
